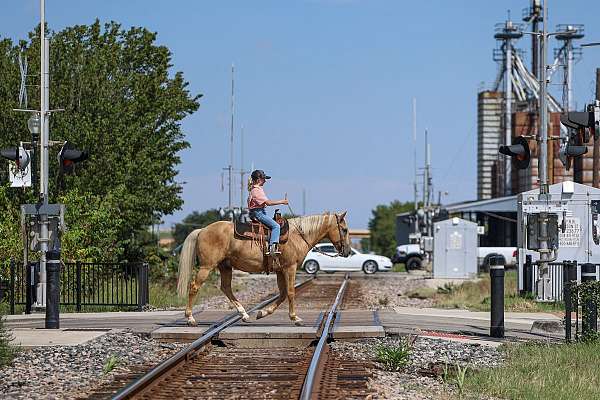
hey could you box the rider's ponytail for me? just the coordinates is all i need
[247,176,254,192]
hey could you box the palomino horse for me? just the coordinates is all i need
[177,211,351,326]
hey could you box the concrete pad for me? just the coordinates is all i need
[4,310,183,321]
[10,328,110,347]
[151,326,209,341]
[332,325,385,339]
[391,307,561,325]
[418,333,503,348]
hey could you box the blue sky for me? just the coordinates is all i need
[2,1,599,228]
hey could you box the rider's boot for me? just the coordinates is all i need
[269,243,282,255]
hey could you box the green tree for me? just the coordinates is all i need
[0,21,200,264]
[367,201,415,258]
[172,209,221,247]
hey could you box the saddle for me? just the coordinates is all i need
[233,210,290,244]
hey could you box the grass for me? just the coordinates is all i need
[375,337,413,371]
[103,354,120,374]
[409,270,564,313]
[465,341,600,400]
[148,272,238,309]
[0,309,16,367]
[391,263,407,273]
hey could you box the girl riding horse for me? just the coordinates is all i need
[247,169,288,255]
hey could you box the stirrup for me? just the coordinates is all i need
[269,244,281,255]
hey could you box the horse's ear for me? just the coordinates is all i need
[338,211,347,220]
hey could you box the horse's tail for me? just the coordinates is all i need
[177,228,202,298]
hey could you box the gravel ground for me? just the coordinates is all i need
[358,275,435,309]
[194,272,280,311]
[0,330,186,400]
[331,335,503,400]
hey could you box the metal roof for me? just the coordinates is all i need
[444,195,517,213]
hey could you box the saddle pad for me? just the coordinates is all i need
[234,218,289,244]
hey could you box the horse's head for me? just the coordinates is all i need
[327,211,352,257]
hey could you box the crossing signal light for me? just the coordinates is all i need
[499,136,530,170]
[57,141,88,175]
[1,146,30,171]
[560,101,600,143]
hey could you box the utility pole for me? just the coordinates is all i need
[413,97,419,212]
[228,64,234,214]
[594,68,600,188]
[239,124,246,209]
[302,188,306,215]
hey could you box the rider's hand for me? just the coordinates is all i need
[282,193,289,205]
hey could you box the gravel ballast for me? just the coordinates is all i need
[331,335,503,400]
[0,330,185,400]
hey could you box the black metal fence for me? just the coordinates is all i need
[5,260,149,314]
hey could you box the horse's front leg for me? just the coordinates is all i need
[218,263,251,322]
[257,270,288,319]
[284,265,303,326]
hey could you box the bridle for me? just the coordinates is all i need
[288,205,348,258]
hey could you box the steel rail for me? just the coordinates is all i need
[299,273,349,400]
[112,276,315,400]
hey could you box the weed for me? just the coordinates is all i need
[378,296,390,306]
[375,338,412,371]
[103,354,120,374]
[455,362,469,395]
[437,282,456,295]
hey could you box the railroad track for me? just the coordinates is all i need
[107,274,372,400]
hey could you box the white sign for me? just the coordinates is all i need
[449,231,463,250]
[8,150,32,188]
[559,217,581,248]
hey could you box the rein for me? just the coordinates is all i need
[286,205,346,258]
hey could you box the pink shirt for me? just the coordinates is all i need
[248,185,269,209]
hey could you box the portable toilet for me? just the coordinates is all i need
[433,217,478,278]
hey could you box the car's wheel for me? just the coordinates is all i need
[303,260,319,274]
[362,260,378,274]
[406,257,422,271]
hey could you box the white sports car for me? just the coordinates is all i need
[302,243,393,274]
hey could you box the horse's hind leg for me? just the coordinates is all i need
[257,270,287,320]
[218,263,251,322]
[185,264,216,326]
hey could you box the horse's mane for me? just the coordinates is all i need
[288,212,332,233]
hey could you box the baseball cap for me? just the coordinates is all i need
[251,170,271,180]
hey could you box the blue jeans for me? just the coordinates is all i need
[250,208,280,245]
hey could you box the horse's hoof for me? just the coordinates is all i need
[242,313,251,323]
[292,318,303,327]
[187,317,197,326]
[256,310,267,320]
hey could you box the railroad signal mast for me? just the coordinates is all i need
[1,0,87,327]
[498,0,599,299]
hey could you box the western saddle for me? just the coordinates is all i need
[233,210,289,274]
[234,210,289,245]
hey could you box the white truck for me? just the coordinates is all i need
[393,244,516,271]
